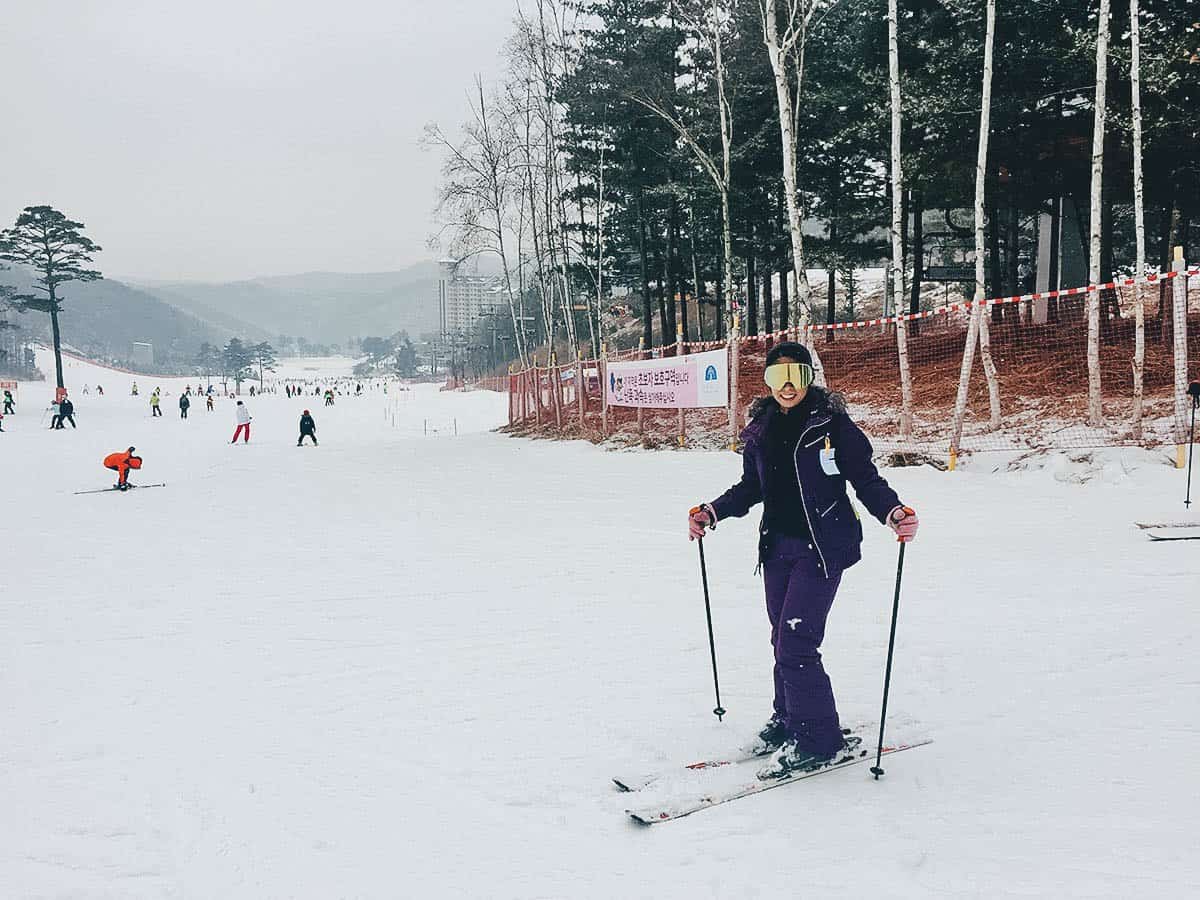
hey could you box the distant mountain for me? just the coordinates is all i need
[0,269,257,370]
[133,262,443,344]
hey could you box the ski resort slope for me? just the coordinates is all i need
[3,352,1199,897]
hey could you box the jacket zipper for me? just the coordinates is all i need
[793,416,832,576]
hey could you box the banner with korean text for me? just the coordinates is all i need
[605,348,728,409]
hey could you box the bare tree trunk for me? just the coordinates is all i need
[887,0,914,438]
[1087,0,1110,426]
[909,191,923,317]
[1129,0,1146,439]
[950,0,998,463]
[595,132,607,353]
[688,194,703,341]
[761,0,813,326]
[762,254,773,334]
[48,296,65,389]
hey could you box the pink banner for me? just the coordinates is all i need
[605,349,728,409]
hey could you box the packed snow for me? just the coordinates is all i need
[2,349,1198,897]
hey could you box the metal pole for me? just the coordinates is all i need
[870,541,907,779]
[696,537,726,721]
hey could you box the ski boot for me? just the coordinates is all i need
[742,714,789,758]
[758,731,863,781]
[757,739,837,780]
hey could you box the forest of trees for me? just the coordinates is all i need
[429,0,1199,368]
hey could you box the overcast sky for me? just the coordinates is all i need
[0,1,513,282]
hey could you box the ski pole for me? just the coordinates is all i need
[871,532,909,780]
[695,536,726,722]
[1186,381,1200,509]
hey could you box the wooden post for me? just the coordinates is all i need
[637,337,646,437]
[677,322,686,447]
[1172,248,1188,467]
[533,356,542,427]
[508,369,514,426]
[551,351,563,431]
[728,316,740,450]
[600,343,609,437]
[577,346,585,430]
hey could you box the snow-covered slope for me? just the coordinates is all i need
[2,351,1198,897]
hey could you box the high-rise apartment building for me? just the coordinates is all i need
[438,259,505,338]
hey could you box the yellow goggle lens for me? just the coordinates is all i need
[763,362,814,392]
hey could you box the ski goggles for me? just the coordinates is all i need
[763,362,814,392]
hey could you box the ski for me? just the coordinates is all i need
[1145,528,1200,541]
[1132,522,1200,541]
[73,483,167,495]
[613,726,864,792]
[624,738,931,825]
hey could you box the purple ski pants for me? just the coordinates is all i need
[762,536,844,757]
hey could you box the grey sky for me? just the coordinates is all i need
[0,1,513,281]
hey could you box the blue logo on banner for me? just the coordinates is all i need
[704,365,718,382]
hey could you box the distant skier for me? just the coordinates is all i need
[103,447,142,491]
[131,382,139,396]
[3,389,13,415]
[231,400,252,443]
[324,389,335,407]
[56,396,77,429]
[150,390,162,417]
[297,409,318,446]
[686,342,919,780]
[97,385,104,396]
[206,393,214,412]
[179,394,190,419]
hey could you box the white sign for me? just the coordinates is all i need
[605,348,728,409]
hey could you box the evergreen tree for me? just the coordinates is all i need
[0,206,102,389]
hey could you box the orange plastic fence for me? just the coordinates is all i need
[504,268,1200,456]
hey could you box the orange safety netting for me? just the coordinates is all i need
[503,269,1200,458]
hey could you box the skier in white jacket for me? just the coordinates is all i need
[231,400,252,443]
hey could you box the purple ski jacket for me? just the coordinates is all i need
[709,389,901,575]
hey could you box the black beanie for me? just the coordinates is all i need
[764,341,812,368]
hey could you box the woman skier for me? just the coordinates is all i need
[231,400,252,443]
[687,341,919,779]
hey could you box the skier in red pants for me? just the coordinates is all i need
[231,400,252,443]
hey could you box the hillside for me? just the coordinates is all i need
[135,262,442,344]
[0,269,261,372]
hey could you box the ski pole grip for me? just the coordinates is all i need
[889,506,916,542]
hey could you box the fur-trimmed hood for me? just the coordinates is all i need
[742,387,847,446]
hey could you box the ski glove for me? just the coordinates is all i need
[888,505,919,543]
[688,503,717,541]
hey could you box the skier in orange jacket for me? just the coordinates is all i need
[103,447,143,491]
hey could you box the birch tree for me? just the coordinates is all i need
[759,0,814,326]
[633,0,736,336]
[885,0,914,438]
[425,78,528,366]
[1086,0,1110,426]
[950,0,1000,462]
[1129,0,1145,439]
